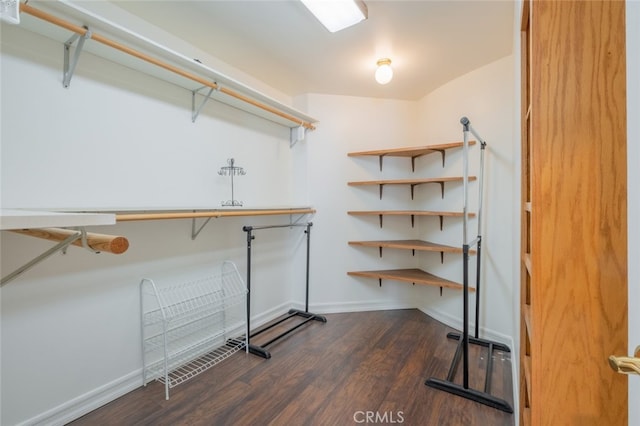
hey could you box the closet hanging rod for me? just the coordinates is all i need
[114,208,316,222]
[19,3,316,130]
[11,227,129,254]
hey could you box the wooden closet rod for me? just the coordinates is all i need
[20,3,316,130]
[11,228,129,254]
[115,208,316,222]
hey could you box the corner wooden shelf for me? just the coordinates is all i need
[347,177,476,199]
[348,240,472,263]
[347,210,474,229]
[347,268,472,291]
[348,141,476,171]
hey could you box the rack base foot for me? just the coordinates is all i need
[425,378,513,413]
[445,331,511,352]
[425,331,513,414]
[287,308,327,323]
[248,309,327,359]
[248,344,271,359]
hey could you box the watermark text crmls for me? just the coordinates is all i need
[353,410,404,424]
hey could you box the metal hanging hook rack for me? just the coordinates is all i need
[218,158,246,207]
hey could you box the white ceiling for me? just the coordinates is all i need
[111,0,514,101]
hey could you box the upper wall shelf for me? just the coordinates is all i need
[16,1,318,131]
[347,177,476,199]
[348,141,476,171]
[0,208,115,230]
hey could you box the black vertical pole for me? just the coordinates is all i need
[304,223,312,313]
[475,236,482,339]
[243,226,253,345]
[463,244,470,390]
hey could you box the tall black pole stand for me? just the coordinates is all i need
[425,117,513,413]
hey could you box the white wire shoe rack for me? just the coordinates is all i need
[140,261,248,400]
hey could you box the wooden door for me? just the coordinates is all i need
[521,1,628,424]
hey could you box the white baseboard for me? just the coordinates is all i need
[20,300,517,425]
[19,370,142,426]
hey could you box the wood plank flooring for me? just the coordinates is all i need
[70,309,514,426]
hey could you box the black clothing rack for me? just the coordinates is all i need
[242,222,326,359]
[425,117,513,413]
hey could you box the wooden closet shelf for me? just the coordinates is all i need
[347,210,473,217]
[348,210,475,229]
[348,141,475,158]
[348,239,471,254]
[347,268,472,291]
[348,177,476,200]
[348,141,476,170]
[348,177,475,186]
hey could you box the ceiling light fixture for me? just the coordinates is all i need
[300,0,368,33]
[375,58,393,85]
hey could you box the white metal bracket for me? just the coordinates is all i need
[192,84,219,123]
[290,125,306,147]
[191,217,213,240]
[1,231,81,286]
[63,26,91,88]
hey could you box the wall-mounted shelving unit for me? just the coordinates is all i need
[16,1,318,133]
[346,142,472,292]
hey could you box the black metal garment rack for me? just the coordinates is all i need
[242,222,326,359]
[425,117,513,413]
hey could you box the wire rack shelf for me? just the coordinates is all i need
[140,260,248,399]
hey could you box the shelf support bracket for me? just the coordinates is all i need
[1,232,82,286]
[379,184,384,200]
[290,125,306,147]
[378,214,383,228]
[191,217,213,240]
[411,214,415,228]
[435,149,446,167]
[63,27,91,88]
[439,182,445,199]
[192,85,217,123]
[439,215,444,230]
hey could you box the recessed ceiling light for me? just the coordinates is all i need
[300,0,368,33]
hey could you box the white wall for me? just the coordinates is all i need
[0,21,305,426]
[416,55,516,341]
[627,1,639,424]
[297,93,424,312]
[299,53,516,343]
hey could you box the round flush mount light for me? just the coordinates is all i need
[375,58,393,85]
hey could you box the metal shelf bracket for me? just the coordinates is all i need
[63,27,91,88]
[1,228,95,286]
[191,84,219,123]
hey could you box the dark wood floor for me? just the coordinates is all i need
[70,309,514,426]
